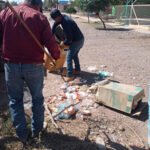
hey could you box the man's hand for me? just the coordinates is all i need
[59,41,69,50]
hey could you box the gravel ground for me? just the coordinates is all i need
[43,13,150,149]
[0,12,149,149]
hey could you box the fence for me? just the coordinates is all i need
[110,4,150,29]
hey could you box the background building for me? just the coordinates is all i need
[58,0,72,11]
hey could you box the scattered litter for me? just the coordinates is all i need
[76,112,84,120]
[42,76,97,120]
[98,71,113,79]
[78,91,88,99]
[82,110,91,116]
[96,137,106,150]
[100,65,107,68]
[94,76,100,83]
[51,107,58,113]
[81,79,87,83]
[110,134,117,142]
[60,83,68,90]
[87,66,97,72]
[57,102,77,119]
[67,86,77,93]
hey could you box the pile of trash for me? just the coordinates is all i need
[22,71,146,149]
[45,77,98,120]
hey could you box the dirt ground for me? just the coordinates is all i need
[43,13,150,149]
[0,12,150,150]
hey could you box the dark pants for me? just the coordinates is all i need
[66,37,84,77]
[4,63,44,142]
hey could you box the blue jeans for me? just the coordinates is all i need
[4,63,44,142]
[66,37,84,77]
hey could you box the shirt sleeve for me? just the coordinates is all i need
[41,18,60,60]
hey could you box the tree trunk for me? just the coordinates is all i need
[97,12,106,30]
[87,12,90,23]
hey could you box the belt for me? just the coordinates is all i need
[4,60,43,66]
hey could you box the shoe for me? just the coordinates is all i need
[73,71,81,75]
[64,76,74,82]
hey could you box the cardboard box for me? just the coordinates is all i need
[95,80,145,113]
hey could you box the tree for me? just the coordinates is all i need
[73,0,80,7]
[11,1,18,6]
[65,6,77,17]
[79,0,91,23]
[110,0,126,5]
[80,0,109,29]
[110,0,150,5]
[43,0,58,9]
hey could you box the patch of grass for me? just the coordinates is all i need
[0,106,17,150]
[0,107,98,150]
[0,106,15,136]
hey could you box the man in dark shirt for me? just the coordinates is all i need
[0,0,60,143]
[50,9,84,82]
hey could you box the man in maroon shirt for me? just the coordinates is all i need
[0,0,60,144]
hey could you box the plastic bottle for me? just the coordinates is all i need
[98,71,113,79]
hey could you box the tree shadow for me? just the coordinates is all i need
[96,27,133,31]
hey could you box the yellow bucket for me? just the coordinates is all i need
[44,46,68,72]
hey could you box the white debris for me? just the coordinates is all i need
[87,66,97,72]
[96,137,106,150]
